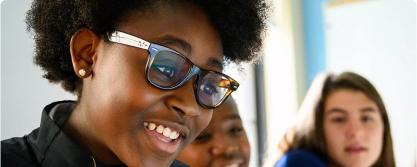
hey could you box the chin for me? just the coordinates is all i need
[338,160,374,167]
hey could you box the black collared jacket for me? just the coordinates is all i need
[1,101,189,167]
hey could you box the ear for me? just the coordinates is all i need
[70,28,100,78]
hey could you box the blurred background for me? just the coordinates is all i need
[1,0,416,166]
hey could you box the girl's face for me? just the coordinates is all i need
[323,89,384,167]
[81,2,223,167]
[176,98,251,167]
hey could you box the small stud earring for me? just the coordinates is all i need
[79,69,86,77]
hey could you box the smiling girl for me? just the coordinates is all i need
[273,72,395,167]
[176,97,251,167]
[1,0,268,166]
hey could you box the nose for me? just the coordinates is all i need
[164,79,200,117]
[346,119,364,139]
[211,135,239,157]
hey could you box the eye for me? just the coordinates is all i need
[200,84,219,96]
[332,117,346,123]
[150,58,179,79]
[362,116,373,122]
[195,133,211,142]
[154,65,177,78]
[230,127,243,134]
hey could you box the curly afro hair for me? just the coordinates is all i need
[26,0,269,95]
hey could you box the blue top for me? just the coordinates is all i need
[274,150,327,167]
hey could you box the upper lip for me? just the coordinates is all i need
[144,120,189,138]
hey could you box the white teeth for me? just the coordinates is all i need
[144,122,180,140]
[168,131,180,140]
[148,123,156,130]
[158,137,170,143]
[169,132,178,139]
[225,164,239,167]
[156,125,164,133]
[163,128,172,137]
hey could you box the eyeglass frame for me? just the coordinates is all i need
[107,30,239,109]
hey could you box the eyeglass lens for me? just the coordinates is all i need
[148,51,190,87]
[198,72,230,107]
[147,51,230,107]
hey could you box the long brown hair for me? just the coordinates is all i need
[275,72,395,167]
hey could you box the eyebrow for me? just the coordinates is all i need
[360,107,376,112]
[154,35,224,71]
[227,114,242,121]
[326,108,347,116]
[207,58,224,71]
[154,35,192,55]
[326,107,377,116]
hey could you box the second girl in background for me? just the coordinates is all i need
[273,72,395,167]
[177,97,251,167]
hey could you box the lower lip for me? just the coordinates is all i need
[212,160,244,167]
[345,148,366,154]
[144,126,182,154]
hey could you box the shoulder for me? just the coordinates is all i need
[170,159,190,167]
[274,150,327,167]
[2,137,39,167]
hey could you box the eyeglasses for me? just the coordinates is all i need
[108,31,239,109]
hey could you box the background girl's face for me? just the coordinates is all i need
[176,98,251,167]
[323,89,384,167]
[81,2,224,166]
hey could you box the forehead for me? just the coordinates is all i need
[210,99,240,123]
[115,1,224,71]
[324,89,379,114]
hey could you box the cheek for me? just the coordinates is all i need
[177,144,211,166]
[368,122,384,158]
[240,140,251,160]
[183,111,212,151]
[323,123,344,151]
[93,64,144,117]
[97,48,161,111]
[88,48,165,141]
[193,110,213,135]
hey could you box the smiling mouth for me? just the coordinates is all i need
[212,158,244,167]
[225,163,239,167]
[345,146,367,154]
[144,122,181,142]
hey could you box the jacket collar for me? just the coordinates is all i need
[27,101,125,167]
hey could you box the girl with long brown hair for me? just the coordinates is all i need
[273,72,395,167]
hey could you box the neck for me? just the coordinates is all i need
[61,101,123,166]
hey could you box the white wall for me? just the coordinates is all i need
[262,1,307,166]
[263,26,299,163]
[224,64,259,167]
[324,0,416,166]
[1,0,81,140]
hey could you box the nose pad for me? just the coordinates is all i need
[165,78,200,117]
[193,76,199,95]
